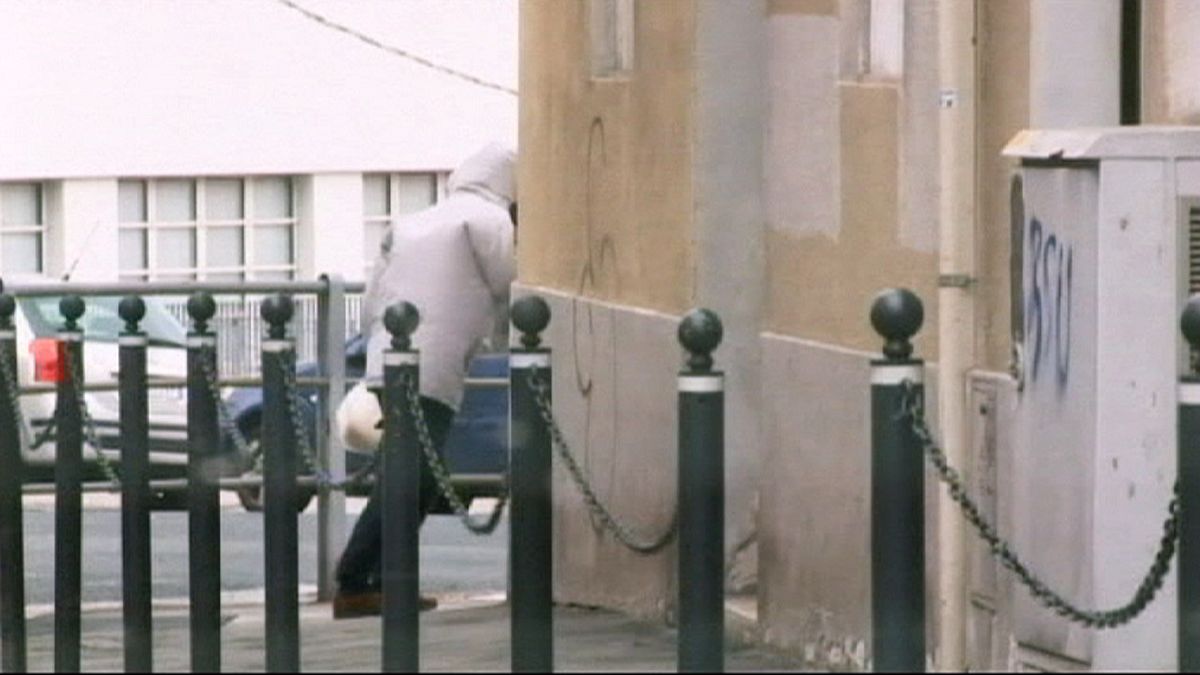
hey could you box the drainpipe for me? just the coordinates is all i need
[936,0,977,670]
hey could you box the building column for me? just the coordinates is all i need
[694,0,767,594]
[297,173,366,283]
[49,179,120,282]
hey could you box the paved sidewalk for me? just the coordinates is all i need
[22,595,806,672]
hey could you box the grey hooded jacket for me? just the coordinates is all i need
[362,143,516,410]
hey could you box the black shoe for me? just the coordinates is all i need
[332,591,438,619]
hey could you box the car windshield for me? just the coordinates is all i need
[19,296,187,348]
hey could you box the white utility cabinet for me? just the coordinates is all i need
[1002,127,1200,670]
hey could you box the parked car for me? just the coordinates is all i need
[8,289,244,508]
[221,334,509,513]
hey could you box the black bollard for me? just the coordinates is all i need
[0,287,27,673]
[55,295,85,673]
[186,293,222,672]
[677,309,725,673]
[118,296,153,672]
[509,296,554,673]
[868,288,927,673]
[261,294,300,672]
[381,302,422,673]
[1180,296,1200,672]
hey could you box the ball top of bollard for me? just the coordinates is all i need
[118,296,146,333]
[1181,295,1200,358]
[384,302,420,351]
[60,295,85,331]
[511,296,551,349]
[678,308,723,373]
[870,288,924,361]
[0,293,14,328]
[187,292,217,332]
[260,293,294,325]
[261,294,294,340]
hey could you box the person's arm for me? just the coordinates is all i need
[466,212,516,302]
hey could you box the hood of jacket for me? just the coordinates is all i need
[446,142,516,207]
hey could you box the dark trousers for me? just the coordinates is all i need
[336,396,455,592]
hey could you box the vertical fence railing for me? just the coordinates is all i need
[118,297,153,672]
[187,293,223,672]
[317,275,348,603]
[261,294,301,672]
[509,297,554,673]
[0,288,26,674]
[164,293,363,378]
[677,309,725,673]
[55,296,86,673]
[381,302,423,673]
[869,288,927,673]
[1181,296,1200,672]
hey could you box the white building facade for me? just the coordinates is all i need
[0,0,517,285]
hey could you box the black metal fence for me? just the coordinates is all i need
[2,278,1197,673]
[0,279,730,673]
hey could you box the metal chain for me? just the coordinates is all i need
[201,343,370,492]
[526,367,678,555]
[280,356,370,491]
[0,347,29,451]
[197,345,256,460]
[64,349,121,487]
[398,370,507,535]
[280,357,320,477]
[899,381,1179,629]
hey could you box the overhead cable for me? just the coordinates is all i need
[269,0,519,97]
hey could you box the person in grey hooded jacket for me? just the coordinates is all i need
[334,142,516,618]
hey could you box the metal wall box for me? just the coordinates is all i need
[1002,127,1200,670]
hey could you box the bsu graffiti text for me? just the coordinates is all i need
[1025,216,1073,391]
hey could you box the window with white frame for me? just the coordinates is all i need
[590,0,635,77]
[868,0,904,79]
[839,0,905,80]
[119,176,297,282]
[363,173,441,266]
[0,182,46,274]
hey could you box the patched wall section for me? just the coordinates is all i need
[518,285,683,618]
[756,333,942,668]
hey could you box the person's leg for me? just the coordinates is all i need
[335,480,382,593]
[334,395,454,615]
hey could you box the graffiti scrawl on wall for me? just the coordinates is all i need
[1025,216,1074,392]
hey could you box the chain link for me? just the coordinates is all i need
[200,343,373,493]
[899,380,1179,629]
[398,370,507,535]
[525,367,678,555]
[1,342,55,451]
[0,346,29,452]
[197,345,256,461]
[280,355,373,492]
[64,346,121,487]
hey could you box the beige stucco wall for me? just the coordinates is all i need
[1143,0,1200,125]
[767,80,939,355]
[763,0,940,359]
[518,0,696,316]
